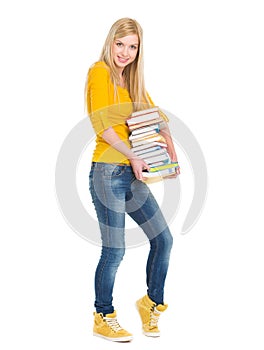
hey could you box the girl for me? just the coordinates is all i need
[86,17,180,342]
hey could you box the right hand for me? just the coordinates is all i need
[130,157,150,181]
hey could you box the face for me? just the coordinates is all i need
[112,34,139,71]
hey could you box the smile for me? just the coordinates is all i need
[117,56,130,63]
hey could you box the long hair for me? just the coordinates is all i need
[99,18,151,111]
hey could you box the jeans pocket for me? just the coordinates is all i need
[103,165,125,178]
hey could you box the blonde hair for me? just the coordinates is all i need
[91,18,151,111]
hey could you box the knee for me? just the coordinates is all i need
[151,228,173,252]
[163,229,173,252]
[101,247,126,264]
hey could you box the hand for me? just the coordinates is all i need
[130,157,150,181]
[165,164,181,179]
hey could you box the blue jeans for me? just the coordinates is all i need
[89,162,173,315]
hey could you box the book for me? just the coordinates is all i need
[127,107,160,125]
[134,145,162,156]
[144,152,170,165]
[130,133,166,148]
[128,118,164,131]
[131,142,167,153]
[143,166,177,178]
[137,148,167,160]
[153,141,167,147]
[148,161,167,167]
[129,129,157,141]
[129,106,159,117]
[148,162,179,172]
[130,123,160,136]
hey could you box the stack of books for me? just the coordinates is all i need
[127,107,179,179]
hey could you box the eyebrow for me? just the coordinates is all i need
[116,39,139,46]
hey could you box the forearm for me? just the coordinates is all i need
[102,127,137,160]
[102,127,150,180]
[159,123,178,162]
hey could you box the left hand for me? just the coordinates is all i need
[165,164,180,179]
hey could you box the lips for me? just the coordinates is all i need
[117,56,129,63]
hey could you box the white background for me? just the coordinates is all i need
[1,0,264,349]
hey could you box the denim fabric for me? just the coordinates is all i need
[89,162,173,314]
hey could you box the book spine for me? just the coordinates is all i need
[143,167,176,178]
[131,106,159,117]
[129,129,157,141]
[134,145,162,156]
[137,149,167,160]
[131,134,165,147]
[130,124,160,136]
[149,162,179,172]
[145,154,170,165]
[128,118,164,131]
[127,111,160,125]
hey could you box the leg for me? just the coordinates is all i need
[89,163,127,314]
[126,179,173,304]
[94,246,125,314]
[146,227,173,304]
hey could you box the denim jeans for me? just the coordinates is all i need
[89,162,173,315]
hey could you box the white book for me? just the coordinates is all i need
[149,161,168,167]
[129,129,157,141]
[132,142,163,153]
[130,124,160,136]
[128,117,164,131]
[137,149,167,160]
[145,153,170,165]
[127,110,160,125]
[153,141,167,147]
[131,106,159,117]
[134,145,162,156]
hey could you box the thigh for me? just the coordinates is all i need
[89,163,127,248]
[125,179,169,240]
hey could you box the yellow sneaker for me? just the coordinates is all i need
[136,295,168,337]
[93,310,133,342]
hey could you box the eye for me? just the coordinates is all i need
[130,45,138,50]
[116,42,123,47]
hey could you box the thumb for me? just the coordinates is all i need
[142,160,150,171]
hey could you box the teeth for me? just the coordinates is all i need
[118,57,128,61]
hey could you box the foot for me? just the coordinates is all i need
[136,295,168,337]
[93,310,133,342]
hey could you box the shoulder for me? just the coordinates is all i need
[88,61,110,79]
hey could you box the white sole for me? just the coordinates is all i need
[143,331,160,337]
[93,332,133,342]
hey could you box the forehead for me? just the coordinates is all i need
[115,34,139,45]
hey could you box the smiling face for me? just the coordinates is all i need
[111,34,139,73]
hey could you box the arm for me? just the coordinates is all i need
[159,123,181,175]
[102,127,150,181]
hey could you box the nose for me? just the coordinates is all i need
[121,45,129,57]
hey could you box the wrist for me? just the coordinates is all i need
[127,151,139,160]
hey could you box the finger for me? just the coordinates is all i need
[136,170,143,181]
[143,162,150,171]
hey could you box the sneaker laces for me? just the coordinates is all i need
[104,316,123,332]
[149,307,161,328]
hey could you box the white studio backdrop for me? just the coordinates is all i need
[0,0,264,349]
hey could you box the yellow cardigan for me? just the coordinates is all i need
[86,61,167,164]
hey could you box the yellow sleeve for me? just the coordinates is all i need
[87,64,113,135]
[146,92,169,122]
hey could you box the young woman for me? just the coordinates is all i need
[85,18,180,342]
